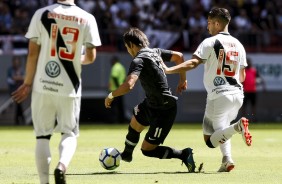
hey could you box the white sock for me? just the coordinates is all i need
[35,139,51,184]
[58,133,77,169]
[220,140,233,163]
[210,124,237,147]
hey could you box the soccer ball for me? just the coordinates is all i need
[99,147,121,170]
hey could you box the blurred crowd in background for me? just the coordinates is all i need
[0,0,282,53]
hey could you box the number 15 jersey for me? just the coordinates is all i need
[25,2,101,97]
[193,32,247,100]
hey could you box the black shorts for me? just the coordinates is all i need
[244,92,256,106]
[132,99,177,145]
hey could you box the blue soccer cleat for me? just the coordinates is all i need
[181,148,196,173]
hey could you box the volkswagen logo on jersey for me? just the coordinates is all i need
[45,61,60,78]
[213,76,225,86]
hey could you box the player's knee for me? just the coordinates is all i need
[206,138,215,148]
[62,132,76,137]
[36,135,51,140]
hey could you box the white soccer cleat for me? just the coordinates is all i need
[238,117,252,146]
[218,162,235,172]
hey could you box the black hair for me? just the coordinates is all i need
[246,57,252,69]
[208,7,231,25]
[123,27,149,48]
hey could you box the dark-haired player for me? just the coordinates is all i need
[105,27,197,172]
[161,7,252,172]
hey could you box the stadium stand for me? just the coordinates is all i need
[0,0,282,53]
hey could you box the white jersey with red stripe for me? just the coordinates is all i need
[25,1,101,97]
[193,32,247,100]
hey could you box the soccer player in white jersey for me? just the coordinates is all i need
[161,7,252,172]
[12,0,101,183]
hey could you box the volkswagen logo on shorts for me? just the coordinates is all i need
[45,61,60,78]
[213,76,225,86]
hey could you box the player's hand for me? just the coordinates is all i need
[105,97,114,108]
[11,83,31,103]
[176,80,187,94]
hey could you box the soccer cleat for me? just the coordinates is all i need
[120,151,133,162]
[54,168,66,184]
[238,117,252,146]
[181,148,196,173]
[218,162,235,172]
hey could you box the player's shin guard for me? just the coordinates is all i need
[35,138,51,184]
[58,133,77,169]
[121,125,140,162]
[123,125,140,153]
[141,146,181,159]
[210,125,237,147]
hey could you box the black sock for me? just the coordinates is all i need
[123,125,140,154]
[142,146,182,159]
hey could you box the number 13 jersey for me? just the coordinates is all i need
[25,1,101,97]
[193,32,247,100]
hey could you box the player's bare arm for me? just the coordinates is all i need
[170,51,187,93]
[81,44,97,65]
[239,68,246,83]
[12,40,40,103]
[105,74,138,108]
[163,55,203,74]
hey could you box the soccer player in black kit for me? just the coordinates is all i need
[104,27,197,172]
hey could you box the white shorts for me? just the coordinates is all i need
[202,93,243,135]
[31,91,81,137]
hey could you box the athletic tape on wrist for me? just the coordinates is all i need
[108,92,114,99]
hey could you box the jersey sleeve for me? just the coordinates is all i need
[128,58,143,76]
[158,48,172,62]
[84,14,101,47]
[25,9,42,44]
[193,38,213,63]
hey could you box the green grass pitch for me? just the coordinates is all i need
[0,123,282,184]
